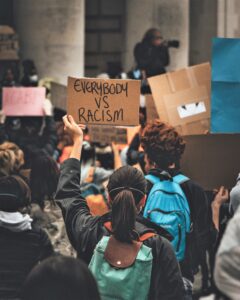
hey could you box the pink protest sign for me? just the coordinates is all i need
[2,87,45,116]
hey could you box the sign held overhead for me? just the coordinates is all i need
[2,87,45,116]
[67,77,140,126]
[148,63,211,135]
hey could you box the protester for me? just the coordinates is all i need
[22,256,100,300]
[55,115,185,300]
[141,120,212,295]
[0,103,58,168]
[0,141,25,174]
[214,206,240,300]
[127,108,147,172]
[1,67,18,87]
[80,140,121,189]
[0,175,53,299]
[29,152,74,256]
[21,59,39,87]
[0,147,16,177]
[213,177,240,300]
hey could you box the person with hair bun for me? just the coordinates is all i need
[0,142,25,175]
[141,120,213,295]
[0,175,53,299]
[55,115,184,300]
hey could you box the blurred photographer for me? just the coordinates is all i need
[133,28,179,93]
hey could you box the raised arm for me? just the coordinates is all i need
[54,115,100,249]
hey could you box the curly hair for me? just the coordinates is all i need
[141,120,186,170]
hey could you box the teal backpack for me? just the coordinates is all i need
[89,235,153,300]
[143,173,191,261]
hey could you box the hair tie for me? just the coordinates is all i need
[109,186,145,197]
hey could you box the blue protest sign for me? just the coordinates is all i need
[211,38,240,133]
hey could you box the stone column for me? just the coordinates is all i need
[13,0,85,84]
[124,0,189,72]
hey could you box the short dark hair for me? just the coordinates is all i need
[0,175,31,212]
[22,256,101,300]
[141,120,186,170]
[30,152,59,209]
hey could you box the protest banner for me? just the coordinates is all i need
[211,38,240,133]
[148,63,211,135]
[0,26,19,60]
[67,77,140,126]
[51,82,67,111]
[2,87,45,116]
[181,134,240,190]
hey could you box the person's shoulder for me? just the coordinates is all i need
[180,174,205,193]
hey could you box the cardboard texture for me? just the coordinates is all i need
[181,134,240,190]
[145,94,159,121]
[211,38,240,133]
[67,77,140,126]
[0,26,19,60]
[51,82,67,111]
[88,125,139,145]
[2,87,45,116]
[148,63,211,135]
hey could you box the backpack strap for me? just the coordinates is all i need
[145,174,160,185]
[104,222,156,242]
[173,174,189,185]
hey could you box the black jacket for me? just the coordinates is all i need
[134,42,170,77]
[147,169,212,282]
[55,158,185,300]
[0,226,53,299]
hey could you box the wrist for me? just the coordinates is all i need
[73,136,83,145]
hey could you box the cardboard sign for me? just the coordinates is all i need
[51,82,67,111]
[148,63,211,135]
[2,87,45,116]
[0,26,19,60]
[211,38,240,133]
[181,134,240,190]
[88,125,140,145]
[145,94,159,121]
[88,126,128,144]
[67,77,140,126]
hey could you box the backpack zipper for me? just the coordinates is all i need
[177,224,182,252]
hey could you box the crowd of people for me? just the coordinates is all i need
[0,29,239,300]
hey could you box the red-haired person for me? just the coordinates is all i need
[141,120,213,296]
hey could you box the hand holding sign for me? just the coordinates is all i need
[67,77,140,126]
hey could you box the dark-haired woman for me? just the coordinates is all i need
[0,175,53,299]
[22,256,100,300]
[55,115,184,300]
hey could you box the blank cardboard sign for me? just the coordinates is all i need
[2,87,45,116]
[67,77,140,126]
[181,134,240,190]
[51,82,67,111]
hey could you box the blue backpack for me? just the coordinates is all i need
[143,173,191,261]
